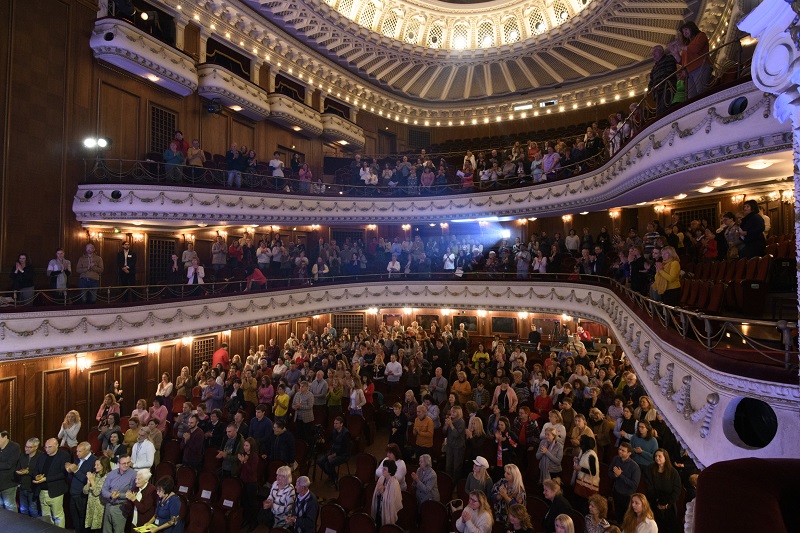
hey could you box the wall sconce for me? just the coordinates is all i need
[222,330,231,338]
[441,309,451,316]
[518,311,528,319]
[132,233,145,243]
[768,191,781,202]
[609,210,620,219]
[147,343,161,355]
[271,226,280,232]
[366,307,378,314]
[86,229,104,241]
[312,315,321,319]
[402,307,413,315]
[76,355,90,372]
[217,230,228,239]
[311,224,321,230]
[183,234,195,243]
[561,313,572,321]
[401,224,411,231]
[439,223,448,229]
[731,194,745,204]
[517,219,527,225]
[561,215,572,223]
[477,310,487,317]
[366,224,377,230]
[654,205,665,213]
[781,190,794,203]
[181,336,193,347]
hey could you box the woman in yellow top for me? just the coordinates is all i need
[273,384,290,424]
[472,344,490,371]
[653,246,681,306]
[451,371,473,406]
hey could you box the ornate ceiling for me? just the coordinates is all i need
[246,0,702,101]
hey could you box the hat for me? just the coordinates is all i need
[473,456,489,469]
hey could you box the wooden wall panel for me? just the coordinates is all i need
[98,82,141,160]
[275,322,290,348]
[200,111,231,156]
[158,344,178,382]
[294,319,311,337]
[86,368,109,425]
[119,358,145,410]
[0,377,16,431]
[41,368,70,439]
[232,120,255,152]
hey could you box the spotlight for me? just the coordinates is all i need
[84,191,94,199]
[111,190,122,199]
[97,138,108,148]
[84,138,97,149]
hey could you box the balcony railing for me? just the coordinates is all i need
[2,273,796,380]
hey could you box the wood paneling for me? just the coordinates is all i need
[41,368,70,438]
[183,23,200,60]
[119,359,144,408]
[200,109,231,156]
[87,368,109,425]
[0,377,16,431]
[98,82,141,160]
[159,344,178,382]
[294,319,311,337]
[275,322,290,348]
[232,120,255,152]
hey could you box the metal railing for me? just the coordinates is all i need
[3,272,796,374]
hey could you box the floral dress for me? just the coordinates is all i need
[84,473,108,529]
[491,478,526,525]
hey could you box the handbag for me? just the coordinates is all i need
[447,499,464,514]
[574,476,599,498]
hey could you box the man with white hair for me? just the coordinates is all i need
[65,441,97,533]
[126,469,157,528]
[287,476,318,533]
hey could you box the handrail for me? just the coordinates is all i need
[2,272,796,373]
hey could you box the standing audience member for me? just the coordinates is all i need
[76,244,104,304]
[644,449,682,533]
[47,248,71,299]
[456,491,494,533]
[0,431,21,511]
[411,454,439,506]
[621,493,658,533]
[32,438,71,527]
[16,438,41,517]
[238,437,261,530]
[679,22,711,100]
[491,464,526,526]
[609,442,642,523]
[65,442,97,533]
[83,456,111,532]
[371,459,403,527]
[287,476,318,533]
[542,479,572,533]
[444,406,467,482]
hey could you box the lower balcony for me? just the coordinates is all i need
[1,277,797,469]
[321,114,365,149]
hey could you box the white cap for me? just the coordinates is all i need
[473,456,489,469]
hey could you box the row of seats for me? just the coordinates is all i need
[682,255,772,314]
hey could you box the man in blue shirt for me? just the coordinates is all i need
[249,405,274,456]
[284,361,302,387]
[202,377,224,411]
[101,453,136,533]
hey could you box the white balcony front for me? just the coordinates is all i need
[90,18,198,97]
[197,64,271,121]
[267,93,323,137]
[321,114,366,149]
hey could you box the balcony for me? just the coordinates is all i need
[197,64,270,121]
[73,81,791,226]
[2,277,797,467]
[267,93,323,137]
[321,114,365,149]
[90,18,198,97]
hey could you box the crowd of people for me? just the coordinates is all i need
[7,199,772,308]
[0,316,703,533]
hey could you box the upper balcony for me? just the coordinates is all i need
[73,80,791,227]
[90,18,198,97]
[197,64,271,121]
[321,114,366,149]
[1,275,797,467]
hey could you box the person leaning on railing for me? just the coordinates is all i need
[652,246,681,306]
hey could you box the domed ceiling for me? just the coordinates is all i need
[244,0,703,101]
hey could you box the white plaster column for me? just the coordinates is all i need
[350,107,359,123]
[740,0,800,358]
[251,60,263,86]
[267,70,277,93]
[174,18,187,50]
[304,85,314,107]
[198,32,209,63]
[318,91,328,113]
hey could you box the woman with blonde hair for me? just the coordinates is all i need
[537,427,564,484]
[491,464,526,525]
[465,416,488,460]
[371,459,403,527]
[456,490,493,533]
[622,493,657,533]
[264,465,296,528]
[542,479,572,533]
[465,456,493,500]
[653,246,681,306]
[541,409,567,446]
[554,514,575,533]
[175,366,193,398]
[349,377,366,415]
[444,405,466,482]
[58,410,81,448]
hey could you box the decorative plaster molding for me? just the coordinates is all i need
[321,114,366,148]
[268,93,324,137]
[197,64,271,120]
[90,18,198,96]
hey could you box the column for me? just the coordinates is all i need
[199,33,209,63]
[739,0,800,354]
[319,91,328,113]
[350,107,358,123]
[174,18,186,50]
[251,60,263,86]
[267,71,277,93]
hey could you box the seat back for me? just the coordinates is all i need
[435,470,454,502]
[722,260,737,283]
[268,460,286,484]
[185,501,212,533]
[419,500,449,531]
[733,258,748,281]
[155,460,176,481]
[686,279,700,307]
[88,430,101,454]
[218,477,242,509]
[173,395,187,414]
[744,256,759,279]
[347,512,376,533]
[162,439,182,465]
[317,503,347,533]
[397,491,416,530]
[196,471,218,502]
[755,255,772,281]
[705,282,726,314]
[362,481,377,510]
[336,475,363,513]
[695,281,710,310]
[699,262,711,281]
[176,465,197,497]
[354,453,377,484]
[202,447,222,472]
